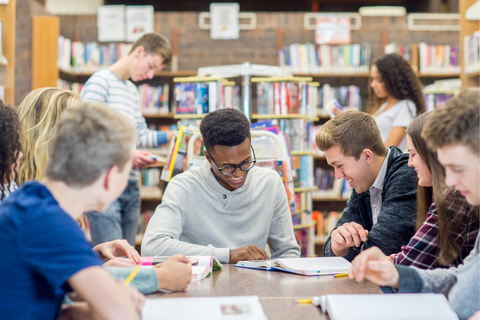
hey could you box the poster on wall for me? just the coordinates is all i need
[315,15,351,44]
[126,6,154,42]
[210,3,240,40]
[97,5,125,42]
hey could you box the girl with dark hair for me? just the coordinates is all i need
[0,102,23,202]
[389,113,478,269]
[369,53,426,150]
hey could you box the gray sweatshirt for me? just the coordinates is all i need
[391,233,480,319]
[141,160,301,263]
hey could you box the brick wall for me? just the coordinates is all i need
[59,12,459,71]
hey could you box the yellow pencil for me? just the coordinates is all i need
[296,299,313,304]
[334,273,349,278]
[124,265,141,287]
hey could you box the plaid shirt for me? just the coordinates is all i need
[392,189,479,269]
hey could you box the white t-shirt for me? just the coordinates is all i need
[373,99,416,151]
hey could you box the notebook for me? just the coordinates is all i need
[233,257,351,276]
[141,255,223,281]
[313,293,458,320]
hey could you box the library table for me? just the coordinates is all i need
[147,264,382,319]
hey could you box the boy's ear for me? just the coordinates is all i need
[204,150,212,164]
[362,149,374,165]
[103,165,119,190]
[133,45,145,57]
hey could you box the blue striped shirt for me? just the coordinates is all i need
[81,69,168,180]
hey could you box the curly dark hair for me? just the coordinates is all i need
[368,53,426,116]
[0,102,22,200]
[200,109,251,151]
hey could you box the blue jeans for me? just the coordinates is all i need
[87,180,141,247]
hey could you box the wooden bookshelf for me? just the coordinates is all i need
[143,113,175,119]
[141,197,163,202]
[291,151,318,156]
[173,113,207,119]
[460,0,480,88]
[313,198,349,202]
[32,16,59,90]
[417,73,461,78]
[293,73,370,77]
[0,0,16,105]
[59,68,197,78]
[314,155,326,160]
[251,114,319,121]
[294,186,318,193]
[293,221,317,230]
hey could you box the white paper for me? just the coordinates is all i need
[97,5,125,42]
[210,3,240,40]
[125,6,154,42]
[142,296,267,320]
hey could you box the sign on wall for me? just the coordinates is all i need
[210,3,240,40]
[315,15,351,44]
[97,5,154,42]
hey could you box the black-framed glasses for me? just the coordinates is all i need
[208,145,257,176]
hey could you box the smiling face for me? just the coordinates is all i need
[324,145,375,194]
[205,138,252,191]
[130,49,164,82]
[407,135,432,187]
[370,65,389,99]
[437,144,480,206]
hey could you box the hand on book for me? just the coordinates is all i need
[349,246,400,288]
[229,244,269,264]
[331,222,369,257]
[155,254,192,291]
[93,239,141,264]
[133,150,156,168]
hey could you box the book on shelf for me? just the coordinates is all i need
[277,43,371,74]
[174,81,240,115]
[317,84,361,117]
[233,257,351,276]
[464,31,480,75]
[142,296,267,320]
[141,255,223,281]
[161,126,198,182]
[314,293,458,320]
[314,211,343,245]
[58,36,132,73]
[384,43,414,63]
[139,168,162,199]
[138,83,170,115]
[418,42,460,74]
[312,167,352,199]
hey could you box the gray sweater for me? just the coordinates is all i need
[391,233,480,319]
[141,160,301,263]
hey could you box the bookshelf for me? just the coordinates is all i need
[32,16,60,90]
[460,0,480,88]
[0,0,15,105]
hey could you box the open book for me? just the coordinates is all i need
[313,293,458,320]
[141,255,223,281]
[233,257,351,276]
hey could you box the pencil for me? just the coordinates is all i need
[296,299,313,304]
[334,273,349,278]
[123,265,141,287]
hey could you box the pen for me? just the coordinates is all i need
[123,265,141,287]
[296,299,313,304]
[334,273,349,278]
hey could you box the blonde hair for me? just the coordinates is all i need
[316,110,388,159]
[17,88,82,185]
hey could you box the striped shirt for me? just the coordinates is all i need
[80,69,168,180]
[392,189,479,269]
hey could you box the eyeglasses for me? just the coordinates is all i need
[208,145,257,176]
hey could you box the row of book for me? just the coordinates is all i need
[140,168,162,199]
[312,167,352,200]
[464,31,480,75]
[424,93,455,112]
[256,81,318,117]
[384,43,414,63]
[277,43,372,74]
[139,83,170,115]
[137,210,154,243]
[313,211,342,245]
[174,82,241,115]
[58,36,133,74]
[418,42,460,74]
[294,228,314,257]
[292,155,314,189]
[317,84,361,117]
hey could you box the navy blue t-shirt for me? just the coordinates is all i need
[0,182,102,320]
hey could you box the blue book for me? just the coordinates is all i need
[194,83,209,114]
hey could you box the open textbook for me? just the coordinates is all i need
[142,296,267,320]
[313,293,458,320]
[141,255,223,281]
[233,257,351,276]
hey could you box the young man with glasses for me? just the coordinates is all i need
[142,109,300,264]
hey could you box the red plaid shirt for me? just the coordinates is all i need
[392,189,479,269]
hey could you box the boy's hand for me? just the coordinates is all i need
[93,239,141,264]
[331,222,369,257]
[103,257,137,267]
[229,244,269,264]
[132,150,155,168]
[349,246,400,288]
[155,254,192,291]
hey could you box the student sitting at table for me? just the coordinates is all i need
[14,87,192,294]
[142,108,301,264]
[348,89,480,320]
[0,101,145,320]
[315,110,418,261]
[390,113,478,269]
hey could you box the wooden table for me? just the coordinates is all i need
[148,265,382,319]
